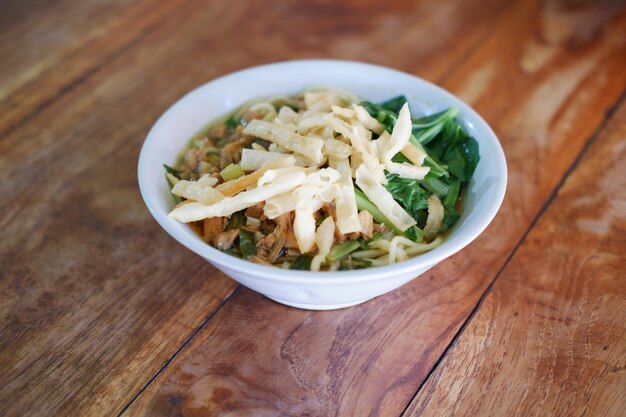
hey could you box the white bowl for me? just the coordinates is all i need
[138,60,507,310]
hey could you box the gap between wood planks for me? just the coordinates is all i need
[398,88,626,417]
[0,2,188,141]
[115,286,242,417]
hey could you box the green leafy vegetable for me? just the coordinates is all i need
[226,211,245,230]
[327,241,361,262]
[441,179,462,229]
[163,164,181,179]
[354,188,403,234]
[239,229,257,259]
[338,257,372,270]
[411,108,459,145]
[403,226,425,243]
[224,249,242,258]
[163,164,183,203]
[359,101,398,132]
[423,116,480,182]
[367,232,383,246]
[274,255,298,264]
[391,152,413,164]
[409,135,449,178]
[362,95,481,236]
[412,108,458,129]
[384,173,430,241]
[444,136,480,182]
[420,177,450,197]
[385,173,429,216]
[290,255,313,270]
[379,95,408,113]
[443,179,461,208]
[225,115,239,129]
[443,206,460,229]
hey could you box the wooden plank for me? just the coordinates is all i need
[0,0,184,136]
[122,1,626,415]
[0,0,508,138]
[404,99,626,417]
[0,1,512,415]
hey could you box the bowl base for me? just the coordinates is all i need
[268,297,370,310]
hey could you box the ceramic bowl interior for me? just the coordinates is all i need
[138,60,507,310]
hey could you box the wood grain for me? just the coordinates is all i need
[0,0,510,138]
[0,0,184,136]
[123,1,626,416]
[404,99,626,417]
[0,1,515,416]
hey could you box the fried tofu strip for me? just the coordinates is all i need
[243,120,324,164]
[355,164,416,232]
[216,156,295,196]
[169,171,307,222]
[311,217,335,271]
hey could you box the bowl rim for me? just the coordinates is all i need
[137,59,507,284]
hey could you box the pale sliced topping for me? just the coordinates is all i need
[332,118,386,184]
[355,164,416,232]
[250,142,266,151]
[263,169,339,220]
[243,120,324,164]
[319,126,335,139]
[350,152,363,178]
[296,112,334,134]
[169,90,441,262]
[353,104,385,134]
[307,167,341,187]
[323,138,353,159]
[374,131,390,160]
[240,148,303,171]
[401,143,428,166]
[381,103,412,161]
[379,103,430,180]
[277,106,300,125]
[249,102,278,120]
[331,104,356,120]
[264,191,323,220]
[169,171,307,222]
[293,184,320,253]
[273,118,298,131]
[311,217,335,271]
[301,168,340,205]
[268,143,287,153]
[263,192,295,219]
[424,194,444,239]
[304,91,343,112]
[329,157,361,234]
[358,210,374,239]
[165,172,181,187]
[317,183,337,202]
[257,167,309,187]
[171,175,224,205]
[386,162,430,180]
[216,157,295,196]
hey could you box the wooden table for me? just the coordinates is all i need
[1,1,625,416]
